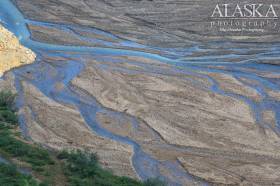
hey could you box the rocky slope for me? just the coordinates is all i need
[0,25,35,77]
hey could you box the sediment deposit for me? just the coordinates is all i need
[19,81,137,178]
[71,56,280,185]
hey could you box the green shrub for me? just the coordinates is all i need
[0,163,39,186]
[0,110,17,124]
[143,178,166,186]
[58,150,143,186]
[0,130,54,170]
[0,90,53,171]
[0,91,16,109]
[58,150,166,186]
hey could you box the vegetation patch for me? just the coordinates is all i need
[59,150,137,186]
[0,163,39,186]
[0,130,54,171]
[0,91,61,185]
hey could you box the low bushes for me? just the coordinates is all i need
[58,150,166,186]
[0,163,38,186]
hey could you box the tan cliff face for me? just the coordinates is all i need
[0,25,35,76]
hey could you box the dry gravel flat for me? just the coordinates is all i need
[12,0,280,46]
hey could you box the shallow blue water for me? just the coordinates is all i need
[2,0,280,185]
